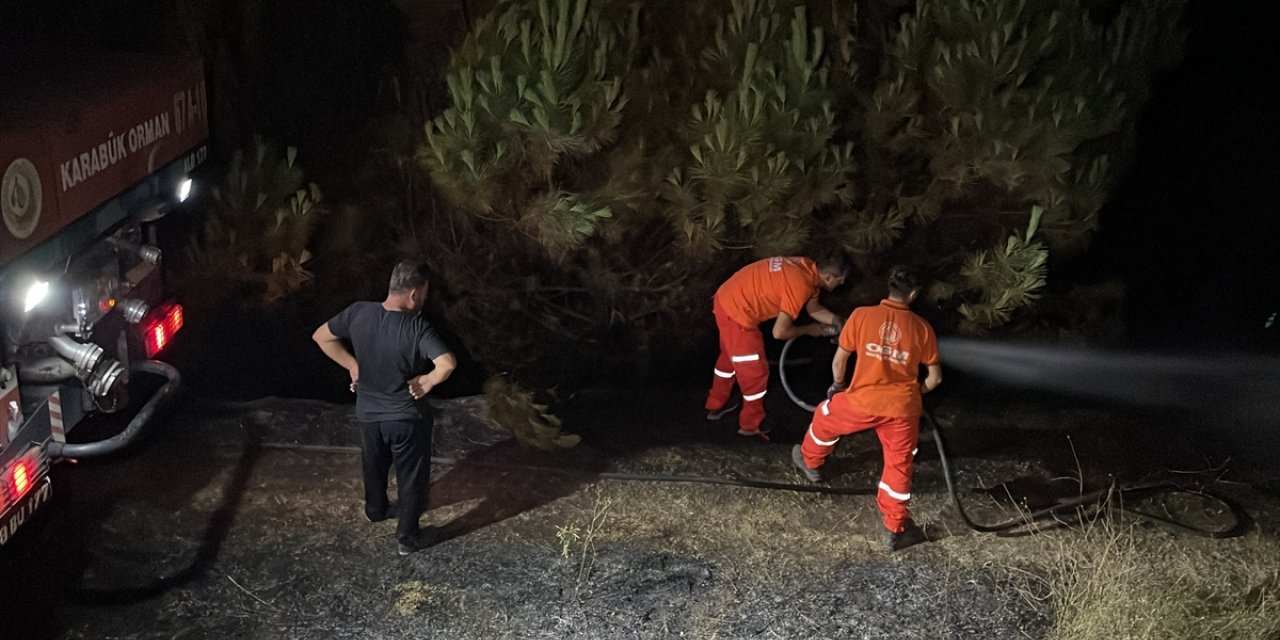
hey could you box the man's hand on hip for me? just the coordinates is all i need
[348,365,360,393]
[408,375,435,400]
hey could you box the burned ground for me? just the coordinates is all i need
[1,381,1277,639]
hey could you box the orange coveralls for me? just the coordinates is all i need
[799,299,939,532]
[706,257,820,434]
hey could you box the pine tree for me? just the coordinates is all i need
[835,0,1185,329]
[184,136,322,309]
[660,0,854,256]
[419,0,636,259]
[406,0,1189,401]
[415,0,705,399]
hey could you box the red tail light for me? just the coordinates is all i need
[2,450,43,509]
[11,459,31,496]
[141,302,184,357]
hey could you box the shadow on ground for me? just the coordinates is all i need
[428,438,609,543]
[0,401,245,638]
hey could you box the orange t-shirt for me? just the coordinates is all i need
[715,257,820,328]
[839,299,939,418]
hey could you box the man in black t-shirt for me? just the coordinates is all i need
[313,261,457,556]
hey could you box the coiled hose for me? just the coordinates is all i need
[777,337,1246,538]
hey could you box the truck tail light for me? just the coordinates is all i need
[11,459,31,495]
[141,302,184,358]
[1,449,45,511]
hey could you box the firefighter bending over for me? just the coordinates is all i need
[791,266,942,551]
[705,251,848,439]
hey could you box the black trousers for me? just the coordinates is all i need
[359,416,432,544]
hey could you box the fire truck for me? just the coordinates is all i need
[0,48,208,545]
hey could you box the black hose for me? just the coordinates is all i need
[924,412,1245,537]
[778,337,819,412]
[49,360,181,459]
[249,439,1241,537]
[778,337,1245,538]
[251,442,875,495]
[228,340,1246,540]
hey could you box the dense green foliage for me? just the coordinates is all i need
[410,0,1185,387]
[182,136,323,310]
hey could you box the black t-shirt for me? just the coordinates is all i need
[327,301,451,422]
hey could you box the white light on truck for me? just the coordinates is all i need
[177,178,193,202]
[23,280,49,313]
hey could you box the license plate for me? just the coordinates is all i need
[0,477,52,546]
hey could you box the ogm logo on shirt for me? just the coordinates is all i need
[767,256,804,273]
[866,320,910,365]
[877,321,902,346]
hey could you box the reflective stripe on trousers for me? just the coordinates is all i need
[705,296,769,431]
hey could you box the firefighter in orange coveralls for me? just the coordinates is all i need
[705,252,849,439]
[791,266,942,551]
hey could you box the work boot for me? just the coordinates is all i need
[791,445,822,482]
[737,418,773,439]
[706,399,741,421]
[397,528,437,556]
[737,419,773,440]
[880,521,928,552]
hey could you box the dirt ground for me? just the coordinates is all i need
[1,379,1277,639]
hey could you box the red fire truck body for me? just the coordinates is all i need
[0,48,208,544]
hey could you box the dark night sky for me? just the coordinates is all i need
[1087,0,1280,351]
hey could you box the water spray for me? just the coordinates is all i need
[936,338,1278,416]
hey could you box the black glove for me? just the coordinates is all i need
[826,381,848,400]
[822,316,846,340]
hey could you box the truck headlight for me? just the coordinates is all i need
[177,178,193,203]
[23,279,49,313]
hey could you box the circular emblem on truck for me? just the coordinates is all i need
[2,158,42,239]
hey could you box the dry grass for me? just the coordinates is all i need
[585,478,881,562]
[1034,516,1280,640]
[299,431,1280,640]
[942,496,1280,640]
[190,407,1280,638]
[392,580,463,617]
[555,486,615,596]
[923,432,1280,640]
